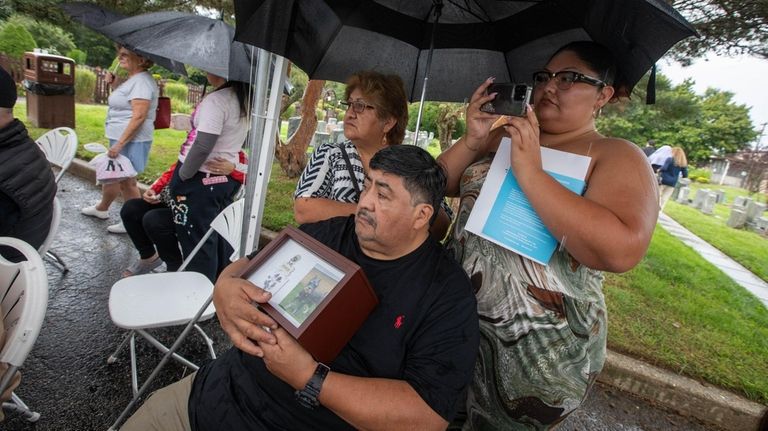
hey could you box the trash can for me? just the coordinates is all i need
[23,52,75,128]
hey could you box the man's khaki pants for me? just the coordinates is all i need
[120,372,196,431]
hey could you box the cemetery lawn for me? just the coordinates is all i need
[22,102,768,402]
[664,201,768,283]
[605,226,768,403]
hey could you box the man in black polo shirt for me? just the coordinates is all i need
[122,145,479,430]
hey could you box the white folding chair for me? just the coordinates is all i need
[35,127,78,184]
[0,237,49,423]
[37,197,68,273]
[107,199,244,397]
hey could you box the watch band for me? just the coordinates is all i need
[295,362,330,409]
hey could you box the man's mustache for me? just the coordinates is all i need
[357,209,376,228]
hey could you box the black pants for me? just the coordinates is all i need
[120,198,183,271]
[170,163,238,283]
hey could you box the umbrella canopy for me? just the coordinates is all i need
[60,3,187,76]
[233,0,697,101]
[97,12,255,82]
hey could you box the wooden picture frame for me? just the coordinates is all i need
[238,226,378,363]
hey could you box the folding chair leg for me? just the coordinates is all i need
[45,250,69,273]
[2,392,41,422]
[108,294,214,431]
[108,331,133,364]
[192,324,217,359]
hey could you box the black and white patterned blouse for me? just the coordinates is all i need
[295,141,363,203]
[294,141,454,218]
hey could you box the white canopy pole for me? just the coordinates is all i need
[240,49,288,256]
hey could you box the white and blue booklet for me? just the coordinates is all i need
[465,137,591,265]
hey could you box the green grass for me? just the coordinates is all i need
[605,226,768,403]
[664,201,768,283]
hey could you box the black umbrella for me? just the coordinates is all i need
[233,0,697,102]
[97,12,255,82]
[60,3,187,75]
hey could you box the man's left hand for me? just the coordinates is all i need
[258,327,317,390]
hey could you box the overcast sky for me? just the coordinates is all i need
[660,54,768,147]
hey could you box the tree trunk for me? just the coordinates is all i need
[275,79,324,178]
[437,104,462,152]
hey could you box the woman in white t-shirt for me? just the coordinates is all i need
[168,73,249,281]
[81,46,158,233]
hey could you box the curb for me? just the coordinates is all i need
[599,351,766,430]
[66,158,768,430]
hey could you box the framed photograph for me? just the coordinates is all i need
[239,226,378,362]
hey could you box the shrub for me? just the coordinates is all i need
[0,22,37,59]
[688,167,711,184]
[66,49,87,65]
[163,81,188,103]
[170,99,192,115]
[74,66,96,103]
[5,15,75,55]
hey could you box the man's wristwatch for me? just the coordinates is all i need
[294,362,330,409]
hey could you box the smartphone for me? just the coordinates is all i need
[480,83,532,117]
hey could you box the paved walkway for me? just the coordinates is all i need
[657,212,768,308]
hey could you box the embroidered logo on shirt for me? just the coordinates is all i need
[394,314,405,329]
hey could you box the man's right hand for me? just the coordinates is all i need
[214,258,278,357]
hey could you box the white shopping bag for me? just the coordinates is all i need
[88,154,138,184]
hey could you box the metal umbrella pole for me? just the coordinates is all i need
[240,50,288,256]
[412,0,443,145]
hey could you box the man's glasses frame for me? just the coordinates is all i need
[340,100,376,114]
[532,70,607,90]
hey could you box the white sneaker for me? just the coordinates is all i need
[82,205,110,219]
[107,222,127,234]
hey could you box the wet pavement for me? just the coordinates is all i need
[2,172,717,430]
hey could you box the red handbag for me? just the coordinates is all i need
[154,96,171,129]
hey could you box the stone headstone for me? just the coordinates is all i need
[316,120,327,134]
[700,192,717,215]
[746,201,767,223]
[755,216,768,233]
[733,196,749,207]
[170,113,192,131]
[727,209,747,228]
[692,188,710,209]
[310,131,330,148]
[287,116,301,139]
[678,178,692,188]
[713,189,726,204]
[330,129,345,144]
[676,187,690,204]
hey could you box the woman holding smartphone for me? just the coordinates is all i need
[438,41,658,429]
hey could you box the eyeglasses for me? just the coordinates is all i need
[340,100,375,114]
[532,70,606,90]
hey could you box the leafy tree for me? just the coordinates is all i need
[407,102,466,141]
[599,71,757,164]
[0,22,36,59]
[671,0,768,60]
[66,48,87,65]
[4,14,75,55]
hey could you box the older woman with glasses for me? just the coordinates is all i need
[293,71,451,237]
[438,41,658,429]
